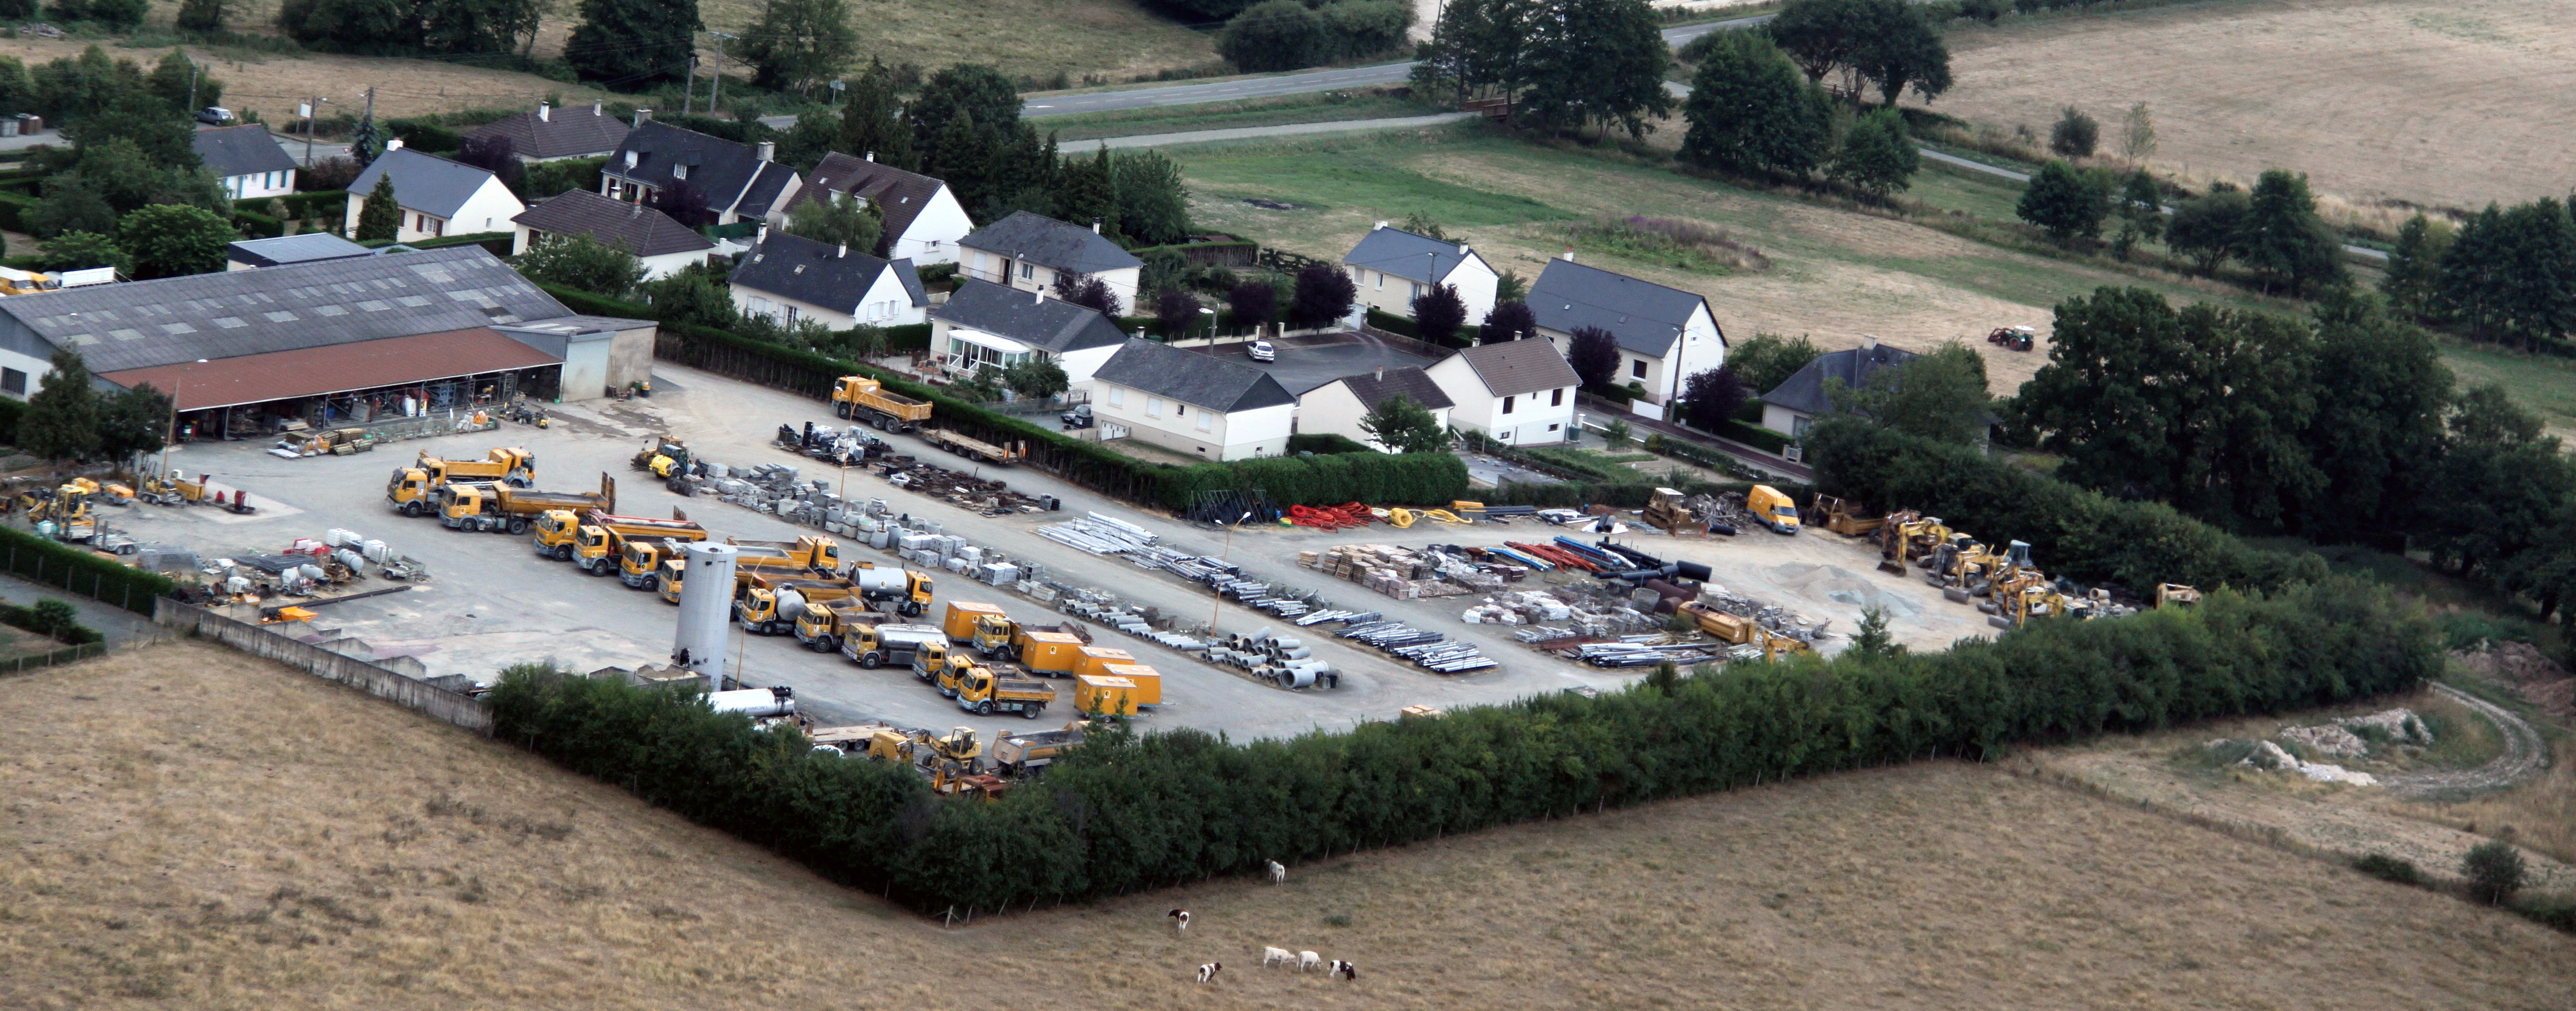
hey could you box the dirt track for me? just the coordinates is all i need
[2385,682,2550,799]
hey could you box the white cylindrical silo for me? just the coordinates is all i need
[674,543,739,685]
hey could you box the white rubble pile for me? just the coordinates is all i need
[2277,723,2370,759]
[2233,738,2378,786]
[2338,708,2434,745]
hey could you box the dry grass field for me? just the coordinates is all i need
[1934,0,2576,211]
[5,641,2572,1009]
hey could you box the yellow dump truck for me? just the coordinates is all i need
[655,556,687,603]
[793,602,884,653]
[831,375,934,432]
[942,601,1008,644]
[990,722,1086,775]
[532,507,701,566]
[439,473,615,535]
[418,447,537,488]
[726,534,842,575]
[953,667,1056,719]
[971,613,1092,677]
[571,511,703,576]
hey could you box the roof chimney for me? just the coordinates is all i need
[1090,217,1102,234]
[836,242,847,258]
[537,102,550,122]
[634,108,652,127]
[1033,289,1044,306]
[864,150,875,162]
[593,100,602,116]
[756,224,769,244]
[1373,220,1388,230]
[386,138,404,151]
[1457,242,1469,256]
[1560,248,1574,262]
[756,140,775,162]
[1375,366,1384,381]
[1862,334,1878,351]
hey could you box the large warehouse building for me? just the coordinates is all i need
[0,246,655,437]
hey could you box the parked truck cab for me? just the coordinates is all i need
[839,623,945,669]
[532,509,583,559]
[656,558,686,603]
[1746,484,1800,534]
[952,667,1055,718]
[386,468,436,516]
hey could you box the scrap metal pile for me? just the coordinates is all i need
[873,455,1055,515]
[1041,514,1328,620]
[1300,543,1526,600]
[187,526,431,603]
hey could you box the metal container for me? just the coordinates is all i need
[673,543,739,678]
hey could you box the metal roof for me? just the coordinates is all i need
[730,232,925,314]
[348,147,503,220]
[227,233,373,268]
[1341,224,1481,285]
[931,278,1125,355]
[191,125,298,179]
[0,245,574,373]
[1529,258,1715,359]
[1092,338,1295,414]
[961,211,1143,275]
[98,327,561,410]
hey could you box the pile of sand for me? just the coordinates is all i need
[1768,562,1922,618]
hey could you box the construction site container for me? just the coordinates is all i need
[1097,663,1162,707]
[1019,630,1088,677]
[1072,646,1136,681]
[943,601,1007,643]
[1074,675,1146,718]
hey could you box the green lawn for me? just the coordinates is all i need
[1908,157,2034,222]
[1033,92,1438,141]
[2435,340,2576,433]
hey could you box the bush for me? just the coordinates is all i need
[0,524,173,613]
[1718,419,1791,454]
[491,577,2434,915]
[1289,432,1372,455]
[2353,853,2422,885]
[2048,106,2097,157]
[2463,840,2526,904]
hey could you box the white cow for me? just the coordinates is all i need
[1267,860,1287,884]
[1262,946,1294,968]
[1298,951,1322,973]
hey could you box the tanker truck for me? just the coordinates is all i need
[843,561,934,617]
[734,577,859,636]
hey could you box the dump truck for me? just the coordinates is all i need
[953,666,1056,718]
[832,375,935,432]
[913,637,974,685]
[618,538,697,589]
[839,622,945,669]
[990,722,1086,775]
[655,556,687,603]
[1810,495,1885,536]
[417,447,537,489]
[793,602,886,653]
[440,473,615,534]
[865,726,983,775]
[532,507,699,562]
[925,428,1028,465]
[726,534,841,575]
[942,601,1008,644]
[736,577,860,635]
[843,560,933,616]
[562,510,703,575]
[971,613,1092,676]
[1745,484,1799,534]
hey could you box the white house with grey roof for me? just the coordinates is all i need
[1529,254,1724,408]
[1757,338,1923,439]
[1425,338,1581,445]
[512,190,713,279]
[960,211,1144,312]
[1087,338,1296,461]
[1341,222,1499,325]
[792,153,973,264]
[1297,365,1455,453]
[600,117,801,230]
[192,124,299,201]
[729,230,928,330]
[343,145,527,243]
[931,278,1128,384]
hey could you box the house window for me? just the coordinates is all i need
[1551,388,1564,406]
[785,305,799,324]
[1,369,22,394]
[1547,423,1560,432]
[1501,395,1515,415]
[1792,415,1813,437]
[1374,272,1384,290]
[1410,281,1422,300]
[1019,262,1034,280]
[1147,397,1163,417]
[673,163,689,180]
[1630,358,1647,379]
[750,297,774,316]
[1196,410,1213,432]
[1108,387,1126,408]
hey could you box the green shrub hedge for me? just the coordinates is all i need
[0,191,36,233]
[1157,451,1467,510]
[883,322,931,352]
[489,577,2433,915]
[0,525,175,614]
[1716,420,1791,454]
[0,598,101,645]
[233,210,286,239]
[1806,417,2329,591]
[1365,306,1414,336]
[1288,432,1371,455]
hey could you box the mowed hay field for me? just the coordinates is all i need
[1933,0,2576,210]
[5,642,2572,1009]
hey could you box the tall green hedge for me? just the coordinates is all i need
[1806,418,2327,591]
[0,525,176,614]
[489,577,2433,915]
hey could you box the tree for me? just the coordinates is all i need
[1317,0,1413,62]
[1397,211,1449,241]
[911,64,1021,167]
[1359,393,1448,453]
[2461,839,2526,905]
[2048,106,2096,157]
[2118,101,2156,161]
[1848,605,1899,657]
[119,204,234,278]
[1411,283,1468,346]
[1832,106,1918,195]
[1477,300,1537,343]
[97,382,169,464]
[2380,213,2451,322]
[1679,30,1834,177]
[835,58,915,171]
[516,235,646,298]
[776,109,839,171]
[453,133,524,197]
[1409,0,1533,110]
[1520,0,1672,139]
[20,347,99,467]
[1001,358,1069,401]
[566,0,700,87]
[1566,325,1620,388]
[786,191,884,254]
[1220,0,1326,72]
[1767,0,1948,105]
[1765,0,1865,88]
[640,262,739,330]
[275,0,425,53]
[2235,168,2346,296]
[177,0,226,32]
[355,172,401,240]
[1228,280,1277,332]
[1289,262,1357,329]
[2422,385,2569,580]
[728,0,856,94]
[36,230,128,274]
[1053,146,1119,238]
[419,0,545,54]
[2016,160,2105,242]
[1678,365,1749,431]
[1156,289,1204,337]
[1829,339,1991,445]
[1725,332,1822,393]
[1111,150,1191,246]
[25,180,115,237]
[1051,273,1123,318]
[2109,169,2163,260]
[2167,187,2248,275]
[84,0,146,29]
[2296,290,2450,542]
[146,50,221,116]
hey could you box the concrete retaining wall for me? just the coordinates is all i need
[155,598,492,735]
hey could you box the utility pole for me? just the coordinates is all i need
[683,55,697,115]
[185,61,198,113]
[707,32,737,115]
[301,95,326,166]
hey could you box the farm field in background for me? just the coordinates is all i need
[5,642,2569,1009]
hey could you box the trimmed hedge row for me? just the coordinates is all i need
[0,599,102,645]
[360,231,513,256]
[1717,420,1791,454]
[488,577,2435,915]
[1288,432,1371,455]
[1158,451,1468,511]
[0,524,175,615]
[1807,417,2327,592]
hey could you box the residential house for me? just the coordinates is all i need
[462,101,633,162]
[343,145,527,243]
[931,278,1129,385]
[1296,366,1455,453]
[226,233,373,272]
[1529,255,1725,407]
[193,124,298,202]
[959,211,1143,312]
[1087,338,1295,461]
[1340,222,1499,325]
[599,116,802,229]
[729,230,929,329]
[790,152,973,264]
[1758,338,1919,440]
[512,189,714,279]
[1425,338,1580,445]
